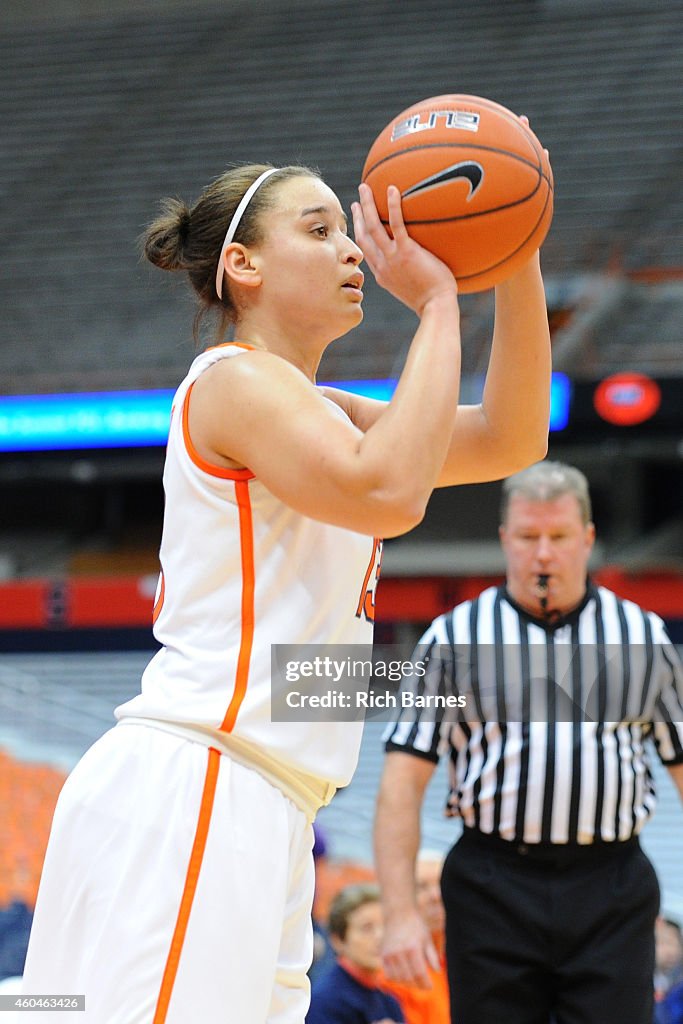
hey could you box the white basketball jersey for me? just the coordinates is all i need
[116,344,381,786]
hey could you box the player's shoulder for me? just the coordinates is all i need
[199,344,303,386]
[192,344,326,419]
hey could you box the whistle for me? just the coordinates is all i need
[536,574,549,614]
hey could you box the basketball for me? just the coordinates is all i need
[361,94,554,293]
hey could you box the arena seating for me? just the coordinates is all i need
[1,0,681,394]
[0,749,63,913]
[1,1,682,984]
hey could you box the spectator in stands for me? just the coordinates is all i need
[306,883,404,1024]
[655,916,683,1022]
[655,980,683,1024]
[0,901,32,985]
[380,849,449,1024]
[22,160,552,1022]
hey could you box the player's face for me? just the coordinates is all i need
[333,901,384,972]
[252,176,364,340]
[499,493,595,617]
[415,859,445,935]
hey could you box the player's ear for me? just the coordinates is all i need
[222,243,262,290]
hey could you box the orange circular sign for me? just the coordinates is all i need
[593,373,661,426]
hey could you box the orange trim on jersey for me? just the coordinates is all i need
[153,746,220,1024]
[205,341,257,353]
[220,478,255,733]
[152,571,165,625]
[181,381,254,481]
[355,537,381,618]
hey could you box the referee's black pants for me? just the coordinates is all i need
[441,828,660,1024]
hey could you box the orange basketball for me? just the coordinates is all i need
[361,94,553,293]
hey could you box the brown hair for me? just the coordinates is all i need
[327,883,380,940]
[141,162,321,340]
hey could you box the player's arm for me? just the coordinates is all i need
[374,751,438,989]
[324,251,550,486]
[439,250,551,484]
[190,186,461,539]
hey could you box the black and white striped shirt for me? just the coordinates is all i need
[384,583,683,845]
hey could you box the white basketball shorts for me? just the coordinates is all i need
[21,721,315,1023]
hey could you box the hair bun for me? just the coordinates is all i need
[141,197,191,272]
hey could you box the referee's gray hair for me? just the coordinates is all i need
[500,461,593,525]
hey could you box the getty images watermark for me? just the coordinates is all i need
[270,644,466,722]
[270,643,683,724]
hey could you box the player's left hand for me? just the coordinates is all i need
[352,183,458,317]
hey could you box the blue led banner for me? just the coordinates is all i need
[0,390,175,452]
[0,374,571,453]
[549,371,571,432]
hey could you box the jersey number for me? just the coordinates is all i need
[356,538,383,623]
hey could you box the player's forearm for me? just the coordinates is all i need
[481,252,551,468]
[358,290,461,513]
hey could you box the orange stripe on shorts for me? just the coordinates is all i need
[152,571,165,625]
[153,747,220,1023]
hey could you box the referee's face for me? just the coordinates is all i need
[499,493,595,618]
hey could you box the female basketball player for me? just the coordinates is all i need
[22,160,551,1023]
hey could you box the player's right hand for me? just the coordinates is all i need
[351,183,458,318]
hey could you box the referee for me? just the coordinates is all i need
[375,461,683,1024]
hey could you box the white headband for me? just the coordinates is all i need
[214,167,281,300]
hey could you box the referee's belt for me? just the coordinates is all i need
[461,827,639,868]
